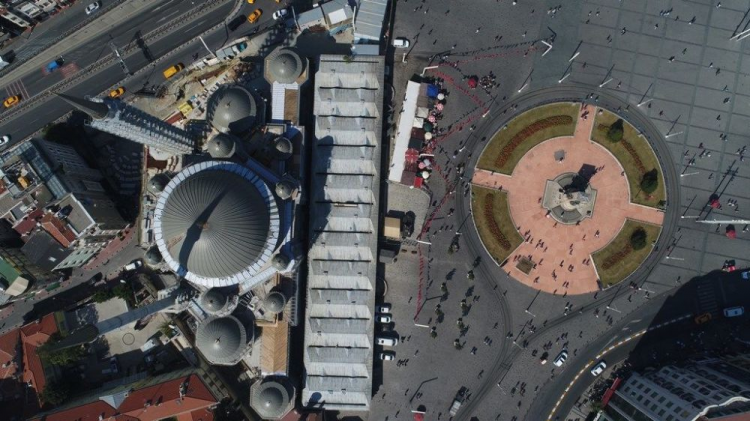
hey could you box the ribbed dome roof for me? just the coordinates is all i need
[200,288,228,313]
[195,316,247,365]
[207,85,257,134]
[251,379,292,419]
[269,49,303,84]
[145,247,162,265]
[271,253,290,270]
[148,174,170,194]
[208,133,236,158]
[265,291,286,313]
[273,136,293,158]
[155,164,271,280]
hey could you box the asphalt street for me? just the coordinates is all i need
[0,0,284,146]
[1,0,122,65]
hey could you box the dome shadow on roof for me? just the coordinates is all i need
[195,316,247,365]
[157,167,271,279]
[268,49,304,84]
[207,85,258,134]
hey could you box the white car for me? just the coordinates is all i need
[553,350,568,367]
[376,304,391,313]
[0,135,9,145]
[380,352,395,360]
[392,38,410,48]
[85,1,100,15]
[724,306,744,318]
[376,336,398,346]
[272,8,288,20]
[591,360,607,376]
[124,259,142,271]
[376,314,392,323]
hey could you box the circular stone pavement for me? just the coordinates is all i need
[472,104,665,295]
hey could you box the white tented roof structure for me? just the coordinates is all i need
[354,0,388,42]
[302,54,384,412]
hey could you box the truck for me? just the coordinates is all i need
[449,387,467,416]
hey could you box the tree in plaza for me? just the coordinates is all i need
[467,270,475,280]
[430,328,438,339]
[454,339,463,350]
[607,118,624,142]
[629,227,648,250]
[640,169,659,194]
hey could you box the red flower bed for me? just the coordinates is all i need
[596,123,647,174]
[601,245,633,270]
[495,115,574,168]
[483,194,512,250]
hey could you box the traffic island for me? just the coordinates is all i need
[472,103,666,294]
[592,220,662,288]
[590,109,666,209]
[471,186,524,265]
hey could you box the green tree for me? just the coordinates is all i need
[92,289,114,303]
[39,380,70,406]
[630,227,648,250]
[607,119,624,142]
[640,169,659,194]
[37,343,84,366]
[467,270,475,280]
[430,330,437,339]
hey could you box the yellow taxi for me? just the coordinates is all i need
[109,87,125,98]
[248,9,262,23]
[162,63,184,79]
[3,95,20,109]
[247,0,254,3]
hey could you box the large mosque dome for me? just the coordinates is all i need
[153,161,279,288]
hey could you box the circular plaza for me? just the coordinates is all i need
[471,103,667,294]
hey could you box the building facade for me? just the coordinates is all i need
[600,355,750,421]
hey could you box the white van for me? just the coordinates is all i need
[724,306,744,317]
[376,337,398,346]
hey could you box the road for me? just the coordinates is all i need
[0,0,284,145]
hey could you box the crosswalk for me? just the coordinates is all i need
[695,278,719,316]
[3,80,29,101]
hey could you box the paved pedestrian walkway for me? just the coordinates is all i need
[472,105,664,295]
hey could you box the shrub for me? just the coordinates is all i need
[92,289,114,303]
[482,194,512,249]
[640,169,659,193]
[630,228,648,250]
[494,115,574,167]
[40,380,70,406]
[607,119,624,142]
[601,245,633,270]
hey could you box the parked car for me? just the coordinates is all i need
[591,360,607,376]
[553,350,568,367]
[376,336,398,346]
[539,351,549,365]
[724,306,744,318]
[272,8,288,20]
[0,135,9,145]
[376,304,392,313]
[124,260,142,271]
[85,1,100,15]
[379,352,395,360]
[376,314,392,323]
[393,38,410,48]
[3,95,20,108]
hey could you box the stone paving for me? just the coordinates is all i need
[472,106,664,294]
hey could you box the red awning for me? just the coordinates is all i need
[405,148,420,164]
[414,177,424,188]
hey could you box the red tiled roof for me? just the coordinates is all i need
[20,314,58,403]
[13,209,44,236]
[31,374,218,421]
[0,328,19,374]
[40,213,76,248]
